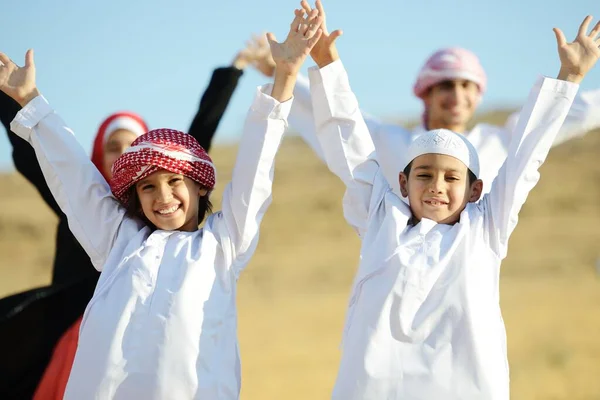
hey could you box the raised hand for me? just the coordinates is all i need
[266,8,323,102]
[300,0,342,68]
[554,16,600,83]
[267,8,323,77]
[0,49,39,107]
[245,34,277,77]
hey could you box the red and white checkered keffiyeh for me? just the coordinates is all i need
[110,129,216,204]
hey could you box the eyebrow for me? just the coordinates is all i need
[413,165,463,173]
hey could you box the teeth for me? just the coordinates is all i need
[157,205,179,215]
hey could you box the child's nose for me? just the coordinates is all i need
[157,186,173,202]
[429,177,445,193]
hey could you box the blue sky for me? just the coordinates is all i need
[0,0,597,170]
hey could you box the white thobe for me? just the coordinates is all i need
[291,70,600,195]
[309,60,577,400]
[10,85,290,400]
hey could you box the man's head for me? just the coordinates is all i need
[399,129,483,225]
[413,48,487,133]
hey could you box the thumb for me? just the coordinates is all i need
[266,32,278,46]
[553,28,567,47]
[25,49,35,68]
[329,29,343,44]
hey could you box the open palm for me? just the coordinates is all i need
[300,0,342,68]
[554,16,600,78]
[267,9,324,76]
[0,50,37,106]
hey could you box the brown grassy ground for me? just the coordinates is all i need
[0,113,599,399]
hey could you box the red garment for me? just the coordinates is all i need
[32,317,82,400]
[110,128,216,204]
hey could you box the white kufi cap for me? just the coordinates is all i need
[405,129,480,177]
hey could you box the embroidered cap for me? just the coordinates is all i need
[405,129,480,177]
[110,129,216,204]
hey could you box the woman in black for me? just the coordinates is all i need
[0,49,255,399]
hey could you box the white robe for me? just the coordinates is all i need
[309,60,577,400]
[10,85,289,400]
[291,69,600,195]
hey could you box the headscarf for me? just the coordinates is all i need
[91,112,149,180]
[413,47,487,100]
[110,129,216,204]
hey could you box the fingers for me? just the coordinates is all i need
[300,0,312,14]
[25,49,35,68]
[307,29,324,50]
[290,9,305,32]
[578,15,593,38]
[315,0,326,19]
[553,27,567,47]
[304,15,324,38]
[0,52,12,67]
[589,20,600,40]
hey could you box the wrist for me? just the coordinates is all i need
[557,68,584,83]
[316,53,340,69]
[19,88,40,107]
[232,53,249,70]
[271,69,297,102]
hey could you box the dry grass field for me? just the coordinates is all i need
[0,112,599,399]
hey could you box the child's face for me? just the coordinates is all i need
[423,79,479,131]
[399,154,482,225]
[135,170,207,232]
[103,129,139,180]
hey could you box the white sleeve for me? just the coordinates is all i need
[10,96,140,271]
[309,60,387,236]
[217,84,288,277]
[369,123,414,198]
[483,77,578,258]
[289,71,385,164]
[504,87,600,147]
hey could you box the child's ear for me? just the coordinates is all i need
[198,188,208,197]
[399,172,409,198]
[468,179,483,202]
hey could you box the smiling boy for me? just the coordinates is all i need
[302,2,600,399]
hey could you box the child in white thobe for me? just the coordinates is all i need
[303,8,598,398]
[1,6,324,397]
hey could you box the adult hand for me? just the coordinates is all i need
[247,34,277,77]
[0,49,39,107]
[555,16,600,83]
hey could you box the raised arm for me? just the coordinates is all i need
[301,0,389,235]
[187,66,243,152]
[187,42,271,152]
[218,7,323,276]
[504,86,600,147]
[485,16,599,258]
[0,90,63,216]
[249,30,386,164]
[1,50,140,270]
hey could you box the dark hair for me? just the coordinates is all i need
[124,185,213,230]
[403,161,477,185]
